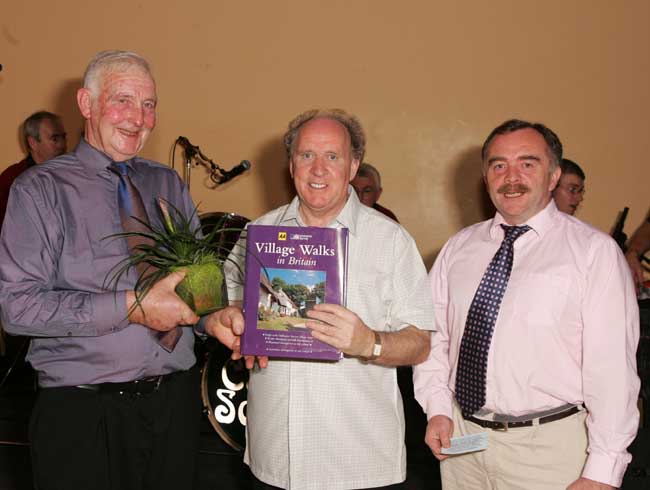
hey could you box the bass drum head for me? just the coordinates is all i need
[201,341,248,452]
[199,212,249,260]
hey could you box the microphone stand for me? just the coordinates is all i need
[177,137,227,190]
[183,145,197,190]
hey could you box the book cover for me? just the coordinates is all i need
[240,224,348,361]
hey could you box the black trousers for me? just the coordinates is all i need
[29,369,202,490]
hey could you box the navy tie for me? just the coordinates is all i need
[110,162,182,352]
[455,224,530,417]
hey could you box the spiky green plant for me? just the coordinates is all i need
[104,198,244,316]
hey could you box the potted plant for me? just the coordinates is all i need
[105,198,244,316]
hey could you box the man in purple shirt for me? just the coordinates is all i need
[0,50,237,490]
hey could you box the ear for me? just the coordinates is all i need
[376,187,383,200]
[26,135,37,153]
[77,88,92,119]
[548,165,562,192]
[349,158,360,182]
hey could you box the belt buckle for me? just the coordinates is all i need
[494,421,508,431]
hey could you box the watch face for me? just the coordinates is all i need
[373,343,382,357]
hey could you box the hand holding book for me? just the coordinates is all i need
[306,303,376,358]
[205,306,269,369]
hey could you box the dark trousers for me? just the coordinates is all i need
[29,369,202,490]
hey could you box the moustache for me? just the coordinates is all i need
[497,184,529,194]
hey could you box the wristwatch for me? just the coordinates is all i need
[364,330,382,361]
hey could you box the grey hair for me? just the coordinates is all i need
[83,50,153,98]
[355,162,382,188]
[21,111,62,153]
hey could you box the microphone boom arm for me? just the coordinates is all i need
[177,136,244,188]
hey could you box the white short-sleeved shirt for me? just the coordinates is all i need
[226,190,434,490]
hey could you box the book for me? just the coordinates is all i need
[240,224,348,361]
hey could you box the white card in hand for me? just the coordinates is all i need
[440,432,488,455]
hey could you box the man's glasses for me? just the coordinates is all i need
[560,184,586,196]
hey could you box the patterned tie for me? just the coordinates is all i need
[455,224,530,417]
[110,162,182,352]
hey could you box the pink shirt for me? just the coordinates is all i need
[414,201,640,487]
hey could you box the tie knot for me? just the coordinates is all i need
[109,161,129,176]
[500,224,530,242]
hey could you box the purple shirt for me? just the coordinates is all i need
[0,155,35,228]
[0,140,198,387]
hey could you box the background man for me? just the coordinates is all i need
[552,157,586,215]
[216,109,434,490]
[625,211,650,291]
[351,161,398,221]
[414,119,639,490]
[0,51,236,490]
[0,111,67,227]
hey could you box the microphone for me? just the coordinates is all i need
[219,160,251,184]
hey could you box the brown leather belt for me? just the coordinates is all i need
[465,405,581,431]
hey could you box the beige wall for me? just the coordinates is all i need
[1,0,648,267]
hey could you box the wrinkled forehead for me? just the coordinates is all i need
[352,174,377,189]
[38,118,64,136]
[559,172,584,186]
[98,65,156,95]
[295,117,351,151]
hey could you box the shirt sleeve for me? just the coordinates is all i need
[580,237,640,487]
[0,180,129,337]
[389,228,435,332]
[413,239,455,420]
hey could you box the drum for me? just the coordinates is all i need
[199,212,249,260]
[198,211,250,450]
[201,342,249,451]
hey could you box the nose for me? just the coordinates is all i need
[130,105,144,127]
[310,155,327,175]
[504,166,520,183]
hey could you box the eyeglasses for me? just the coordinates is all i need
[560,184,586,196]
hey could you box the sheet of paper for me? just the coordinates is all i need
[440,432,488,455]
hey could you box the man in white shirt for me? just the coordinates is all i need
[414,119,639,490]
[206,109,434,490]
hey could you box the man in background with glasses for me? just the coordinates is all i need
[553,158,586,215]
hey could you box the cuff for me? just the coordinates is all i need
[193,315,208,338]
[92,291,130,336]
[425,391,454,421]
[582,449,631,488]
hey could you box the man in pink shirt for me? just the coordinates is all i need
[414,119,640,490]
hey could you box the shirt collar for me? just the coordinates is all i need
[488,199,558,240]
[275,185,360,234]
[75,139,137,176]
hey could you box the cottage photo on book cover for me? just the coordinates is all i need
[257,268,326,331]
